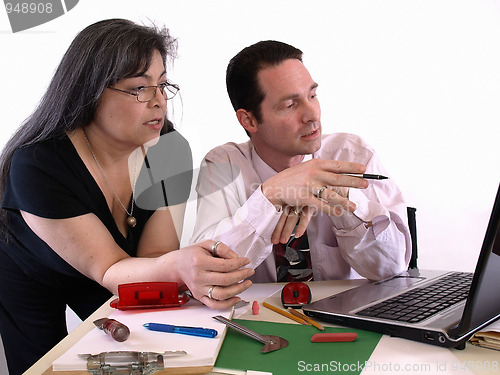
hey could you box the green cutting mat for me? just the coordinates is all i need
[214,319,382,375]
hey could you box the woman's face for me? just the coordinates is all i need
[90,49,168,150]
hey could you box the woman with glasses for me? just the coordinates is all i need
[0,18,253,375]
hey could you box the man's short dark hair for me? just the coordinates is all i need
[226,40,303,125]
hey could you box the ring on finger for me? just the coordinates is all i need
[315,185,328,199]
[211,241,221,257]
[290,207,300,216]
[208,285,215,299]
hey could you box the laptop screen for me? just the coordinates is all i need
[454,184,500,337]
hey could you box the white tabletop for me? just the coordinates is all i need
[27,280,499,375]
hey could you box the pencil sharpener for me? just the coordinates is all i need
[281,281,311,308]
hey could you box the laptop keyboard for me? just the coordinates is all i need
[356,272,473,323]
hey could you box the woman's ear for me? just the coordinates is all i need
[236,109,258,135]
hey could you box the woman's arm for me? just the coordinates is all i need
[20,211,254,309]
[136,204,186,257]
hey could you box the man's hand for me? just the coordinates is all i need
[263,159,369,243]
[271,205,314,244]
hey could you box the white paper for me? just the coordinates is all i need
[52,299,232,371]
[233,284,283,318]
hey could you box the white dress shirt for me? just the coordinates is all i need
[191,133,411,282]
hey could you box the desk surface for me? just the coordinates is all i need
[27,280,499,375]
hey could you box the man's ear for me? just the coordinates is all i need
[236,109,258,135]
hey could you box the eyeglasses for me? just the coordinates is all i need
[108,82,180,103]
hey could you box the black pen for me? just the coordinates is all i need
[341,173,389,180]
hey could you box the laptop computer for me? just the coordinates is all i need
[303,183,500,349]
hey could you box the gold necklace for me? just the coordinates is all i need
[83,129,138,227]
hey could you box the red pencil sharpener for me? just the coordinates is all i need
[281,281,312,308]
[110,282,189,310]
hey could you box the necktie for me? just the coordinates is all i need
[273,230,313,282]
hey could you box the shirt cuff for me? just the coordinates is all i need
[350,188,391,236]
[239,186,281,240]
[332,188,390,233]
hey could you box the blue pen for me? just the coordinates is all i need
[143,322,218,338]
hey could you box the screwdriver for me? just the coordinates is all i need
[93,318,130,342]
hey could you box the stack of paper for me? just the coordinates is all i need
[52,299,232,371]
[470,320,500,351]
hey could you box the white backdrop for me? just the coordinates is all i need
[1,0,499,275]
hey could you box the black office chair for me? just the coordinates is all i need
[407,207,418,269]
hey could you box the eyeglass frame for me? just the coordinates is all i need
[107,82,180,103]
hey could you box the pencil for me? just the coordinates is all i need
[289,309,325,331]
[262,302,308,325]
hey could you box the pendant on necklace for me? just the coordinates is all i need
[127,216,137,228]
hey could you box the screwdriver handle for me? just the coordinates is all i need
[102,318,130,342]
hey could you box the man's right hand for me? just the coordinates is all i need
[262,159,369,242]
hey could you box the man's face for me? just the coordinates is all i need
[253,58,322,160]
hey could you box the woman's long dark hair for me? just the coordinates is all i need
[0,18,178,238]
